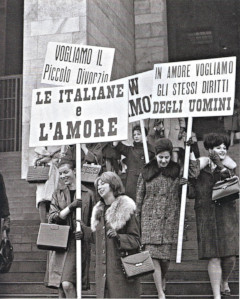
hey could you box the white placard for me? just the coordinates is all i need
[41,42,115,86]
[152,56,236,118]
[29,80,128,147]
[127,70,153,122]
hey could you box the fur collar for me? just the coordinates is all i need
[91,195,136,232]
[199,155,236,170]
[142,158,180,182]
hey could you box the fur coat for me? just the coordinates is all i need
[84,195,141,298]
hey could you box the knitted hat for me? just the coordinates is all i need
[155,138,173,154]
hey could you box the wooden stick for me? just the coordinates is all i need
[76,144,82,298]
[176,117,193,263]
[140,119,149,164]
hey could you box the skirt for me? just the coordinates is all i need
[145,244,172,260]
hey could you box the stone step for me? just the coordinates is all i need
[0,281,238,296]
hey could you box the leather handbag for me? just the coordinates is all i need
[26,165,50,183]
[81,163,101,183]
[0,238,14,273]
[37,223,70,251]
[121,250,155,278]
[212,175,240,205]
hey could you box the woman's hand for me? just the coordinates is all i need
[209,152,224,169]
[68,199,82,212]
[107,228,118,239]
[74,230,84,240]
[179,177,188,185]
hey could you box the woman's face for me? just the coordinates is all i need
[59,164,76,186]
[211,143,227,160]
[133,130,142,143]
[156,151,171,168]
[97,179,112,198]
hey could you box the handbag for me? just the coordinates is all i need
[26,165,50,183]
[212,175,240,205]
[121,249,155,279]
[0,238,14,273]
[37,223,70,251]
[81,163,101,183]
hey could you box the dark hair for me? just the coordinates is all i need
[58,159,75,170]
[203,133,230,150]
[94,171,125,197]
[132,125,148,136]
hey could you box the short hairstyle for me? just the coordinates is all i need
[94,171,125,197]
[58,158,75,170]
[132,124,148,136]
[203,133,230,150]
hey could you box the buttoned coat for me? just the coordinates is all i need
[136,159,180,245]
[189,156,239,259]
[44,184,94,290]
[0,172,10,232]
[82,195,141,298]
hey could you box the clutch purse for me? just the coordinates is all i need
[121,250,155,278]
[81,163,101,183]
[37,223,70,251]
[26,165,50,183]
[212,175,240,205]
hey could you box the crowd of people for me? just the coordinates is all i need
[6,121,236,299]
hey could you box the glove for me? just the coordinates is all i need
[107,228,118,239]
[209,152,224,170]
[178,127,185,140]
[68,199,82,212]
[179,177,188,186]
[74,230,84,240]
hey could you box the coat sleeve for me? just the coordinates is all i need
[48,192,67,225]
[115,142,130,158]
[117,214,141,251]
[83,143,103,164]
[0,173,10,219]
[135,173,146,217]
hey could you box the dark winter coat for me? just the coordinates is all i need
[136,159,180,245]
[45,184,94,290]
[115,141,155,201]
[189,156,239,259]
[0,172,10,232]
[82,195,141,298]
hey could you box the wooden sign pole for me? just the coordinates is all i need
[176,116,193,263]
[140,119,150,164]
[76,143,82,298]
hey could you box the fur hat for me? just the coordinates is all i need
[155,138,173,154]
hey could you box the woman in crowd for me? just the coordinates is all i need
[0,172,10,238]
[136,138,183,299]
[33,146,64,223]
[189,133,239,299]
[113,124,155,201]
[45,158,94,297]
[80,171,141,298]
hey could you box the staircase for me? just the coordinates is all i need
[0,151,239,298]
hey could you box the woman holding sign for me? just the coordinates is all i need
[189,133,239,299]
[136,138,184,299]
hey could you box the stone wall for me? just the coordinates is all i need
[87,0,135,80]
[21,0,135,177]
[134,0,168,73]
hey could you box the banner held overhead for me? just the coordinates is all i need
[152,56,236,118]
[29,79,128,147]
[41,42,115,86]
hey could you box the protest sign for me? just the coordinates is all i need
[41,42,115,86]
[128,70,153,123]
[152,56,236,118]
[29,80,128,147]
